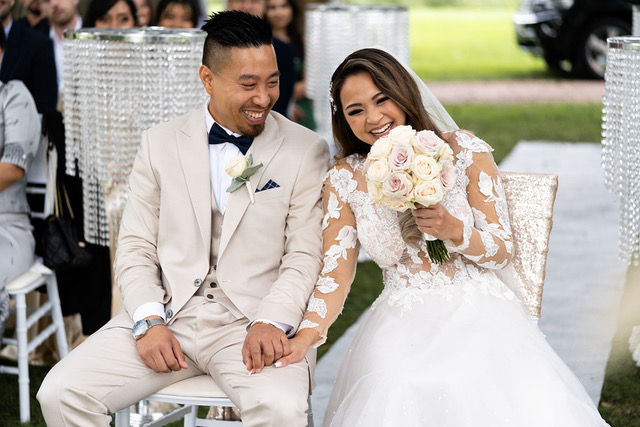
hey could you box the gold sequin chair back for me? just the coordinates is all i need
[497,172,559,318]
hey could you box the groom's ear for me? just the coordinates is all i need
[199,65,215,96]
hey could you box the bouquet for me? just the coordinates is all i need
[364,125,456,264]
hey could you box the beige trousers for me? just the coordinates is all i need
[37,295,311,426]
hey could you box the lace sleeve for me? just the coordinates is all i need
[298,163,359,347]
[446,134,513,269]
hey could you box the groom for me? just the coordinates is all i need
[37,10,329,426]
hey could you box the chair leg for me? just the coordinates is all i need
[14,293,31,423]
[184,405,197,427]
[114,407,131,427]
[46,274,68,358]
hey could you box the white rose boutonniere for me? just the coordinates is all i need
[225,154,263,203]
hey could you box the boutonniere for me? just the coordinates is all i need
[225,154,263,203]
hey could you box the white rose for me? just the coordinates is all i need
[411,155,440,181]
[367,182,384,202]
[382,172,413,199]
[388,125,415,145]
[440,161,456,192]
[413,130,444,155]
[414,180,444,207]
[369,136,393,160]
[225,155,249,178]
[382,196,411,212]
[437,143,454,163]
[365,160,390,184]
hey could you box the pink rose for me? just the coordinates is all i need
[388,143,413,171]
[381,172,413,199]
[440,161,456,192]
[413,130,444,155]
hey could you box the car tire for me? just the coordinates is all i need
[572,16,631,79]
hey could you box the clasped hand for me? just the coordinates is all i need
[411,203,463,245]
[242,326,317,373]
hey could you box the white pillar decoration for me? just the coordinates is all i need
[63,28,208,246]
[305,3,409,156]
[602,36,640,265]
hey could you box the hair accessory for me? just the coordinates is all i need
[328,81,337,115]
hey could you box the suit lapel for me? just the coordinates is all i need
[177,110,212,254]
[219,114,284,257]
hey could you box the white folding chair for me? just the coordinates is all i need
[498,171,559,321]
[0,261,68,423]
[114,375,240,427]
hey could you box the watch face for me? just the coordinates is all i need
[133,320,147,338]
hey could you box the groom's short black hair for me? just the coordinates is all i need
[201,10,273,73]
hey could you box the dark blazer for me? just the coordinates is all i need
[0,20,58,113]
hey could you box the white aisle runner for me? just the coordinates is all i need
[310,141,627,426]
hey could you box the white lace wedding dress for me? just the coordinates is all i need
[299,131,609,427]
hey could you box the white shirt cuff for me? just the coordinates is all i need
[132,302,166,323]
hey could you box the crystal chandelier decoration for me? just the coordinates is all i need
[63,28,207,246]
[305,4,409,156]
[601,36,640,265]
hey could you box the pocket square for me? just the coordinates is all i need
[256,179,280,192]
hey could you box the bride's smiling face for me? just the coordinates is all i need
[340,72,406,146]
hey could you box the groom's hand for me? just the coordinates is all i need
[242,323,290,374]
[137,326,189,373]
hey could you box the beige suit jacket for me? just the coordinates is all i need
[114,109,329,330]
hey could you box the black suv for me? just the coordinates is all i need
[514,0,640,79]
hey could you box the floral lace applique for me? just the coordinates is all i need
[307,295,328,318]
[323,192,342,230]
[321,225,357,275]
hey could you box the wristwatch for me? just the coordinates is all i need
[132,317,165,341]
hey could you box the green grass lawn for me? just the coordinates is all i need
[410,8,550,81]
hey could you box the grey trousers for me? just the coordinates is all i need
[0,213,35,344]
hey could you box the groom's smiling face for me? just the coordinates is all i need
[201,45,280,137]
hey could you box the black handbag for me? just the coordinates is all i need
[41,142,93,270]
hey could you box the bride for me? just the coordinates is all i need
[274,48,609,426]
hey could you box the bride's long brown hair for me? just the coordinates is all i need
[329,48,449,248]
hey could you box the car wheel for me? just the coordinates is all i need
[573,17,630,79]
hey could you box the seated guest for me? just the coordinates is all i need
[85,0,138,28]
[0,0,57,113]
[17,0,50,34]
[133,0,153,26]
[0,29,41,345]
[156,0,199,28]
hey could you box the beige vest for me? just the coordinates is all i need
[197,205,243,319]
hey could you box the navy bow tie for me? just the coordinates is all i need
[208,123,253,155]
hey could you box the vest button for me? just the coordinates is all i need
[210,282,217,288]
[194,278,202,287]
[166,309,173,319]
[206,294,214,300]
[213,264,217,270]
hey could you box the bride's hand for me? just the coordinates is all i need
[274,329,318,369]
[412,203,463,245]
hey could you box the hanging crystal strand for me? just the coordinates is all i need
[602,37,640,266]
[63,28,207,247]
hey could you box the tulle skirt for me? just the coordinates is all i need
[323,284,609,427]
